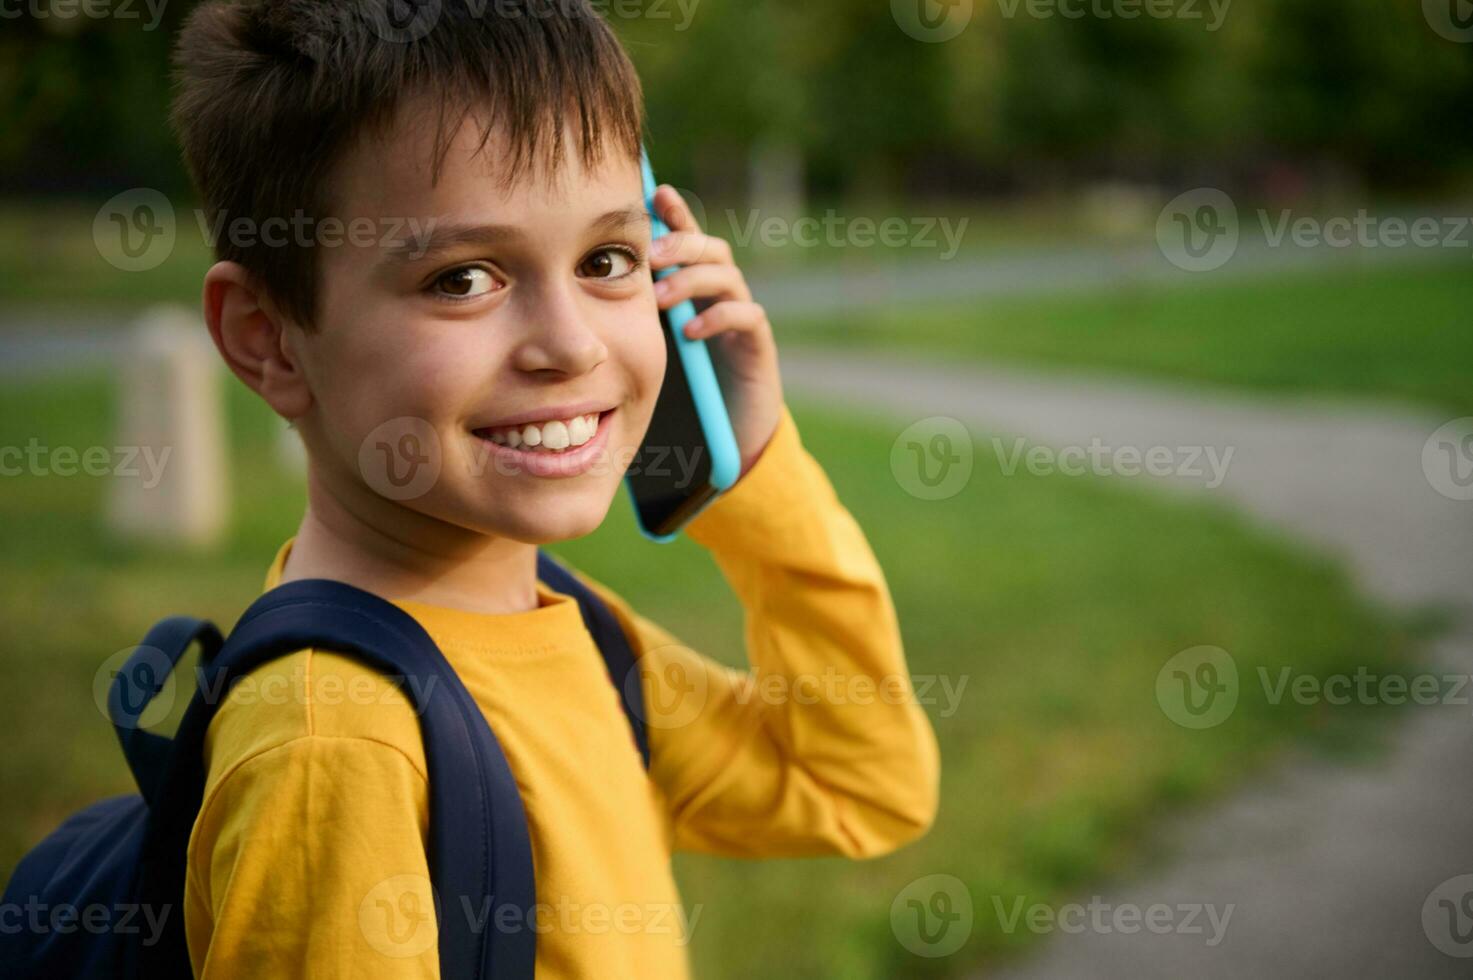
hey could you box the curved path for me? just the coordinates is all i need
[779,347,1473,979]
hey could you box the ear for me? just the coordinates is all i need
[202,261,313,420]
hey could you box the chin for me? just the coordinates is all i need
[470,489,617,545]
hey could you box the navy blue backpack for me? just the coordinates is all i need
[0,550,649,979]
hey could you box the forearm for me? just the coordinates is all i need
[678,403,941,855]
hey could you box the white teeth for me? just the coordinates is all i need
[484,412,602,453]
[541,420,570,451]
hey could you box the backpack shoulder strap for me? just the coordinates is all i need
[135,579,536,980]
[536,550,651,770]
[108,616,223,808]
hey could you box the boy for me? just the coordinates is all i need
[169,1,940,976]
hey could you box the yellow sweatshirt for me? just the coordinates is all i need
[183,403,940,978]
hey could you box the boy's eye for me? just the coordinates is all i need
[433,266,498,299]
[579,246,639,280]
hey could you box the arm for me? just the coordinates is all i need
[185,657,438,978]
[583,403,941,859]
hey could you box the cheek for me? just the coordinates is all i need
[620,305,668,399]
[308,310,488,452]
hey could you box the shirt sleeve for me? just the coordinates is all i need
[185,727,439,979]
[580,402,941,859]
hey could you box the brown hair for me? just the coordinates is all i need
[169,0,646,327]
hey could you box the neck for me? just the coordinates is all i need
[280,467,543,615]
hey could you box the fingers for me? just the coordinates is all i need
[651,184,733,267]
[654,184,699,234]
[649,184,768,344]
[683,300,772,341]
[654,261,752,307]
[651,228,732,269]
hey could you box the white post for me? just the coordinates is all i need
[107,305,229,548]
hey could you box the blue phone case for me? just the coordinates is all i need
[624,146,742,543]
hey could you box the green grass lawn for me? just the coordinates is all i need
[0,370,1423,976]
[785,259,1473,418]
[0,204,216,314]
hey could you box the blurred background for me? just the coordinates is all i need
[2,0,1471,977]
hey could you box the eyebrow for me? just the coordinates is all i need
[385,204,651,263]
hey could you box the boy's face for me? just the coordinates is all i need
[289,104,665,544]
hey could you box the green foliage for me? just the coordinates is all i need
[3,0,1471,197]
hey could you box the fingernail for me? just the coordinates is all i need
[654,279,669,297]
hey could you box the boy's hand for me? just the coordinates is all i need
[649,185,784,480]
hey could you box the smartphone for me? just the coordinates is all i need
[623,146,741,542]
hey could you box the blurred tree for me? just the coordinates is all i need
[0,1,199,195]
[1244,0,1473,188]
[3,0,1470,201]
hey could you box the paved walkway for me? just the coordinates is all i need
[0,230,1445,356]
[779,348,1473,978]
[747,238,1442,321]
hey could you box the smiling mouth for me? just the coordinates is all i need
[472,408,616,455]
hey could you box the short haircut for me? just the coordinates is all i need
[169,0,646,327]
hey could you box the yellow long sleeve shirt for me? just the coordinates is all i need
[183,402,941,978]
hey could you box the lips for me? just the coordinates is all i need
[470,407,617,479]
[474,399,620,432]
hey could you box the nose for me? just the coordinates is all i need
[509,281,610,377]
